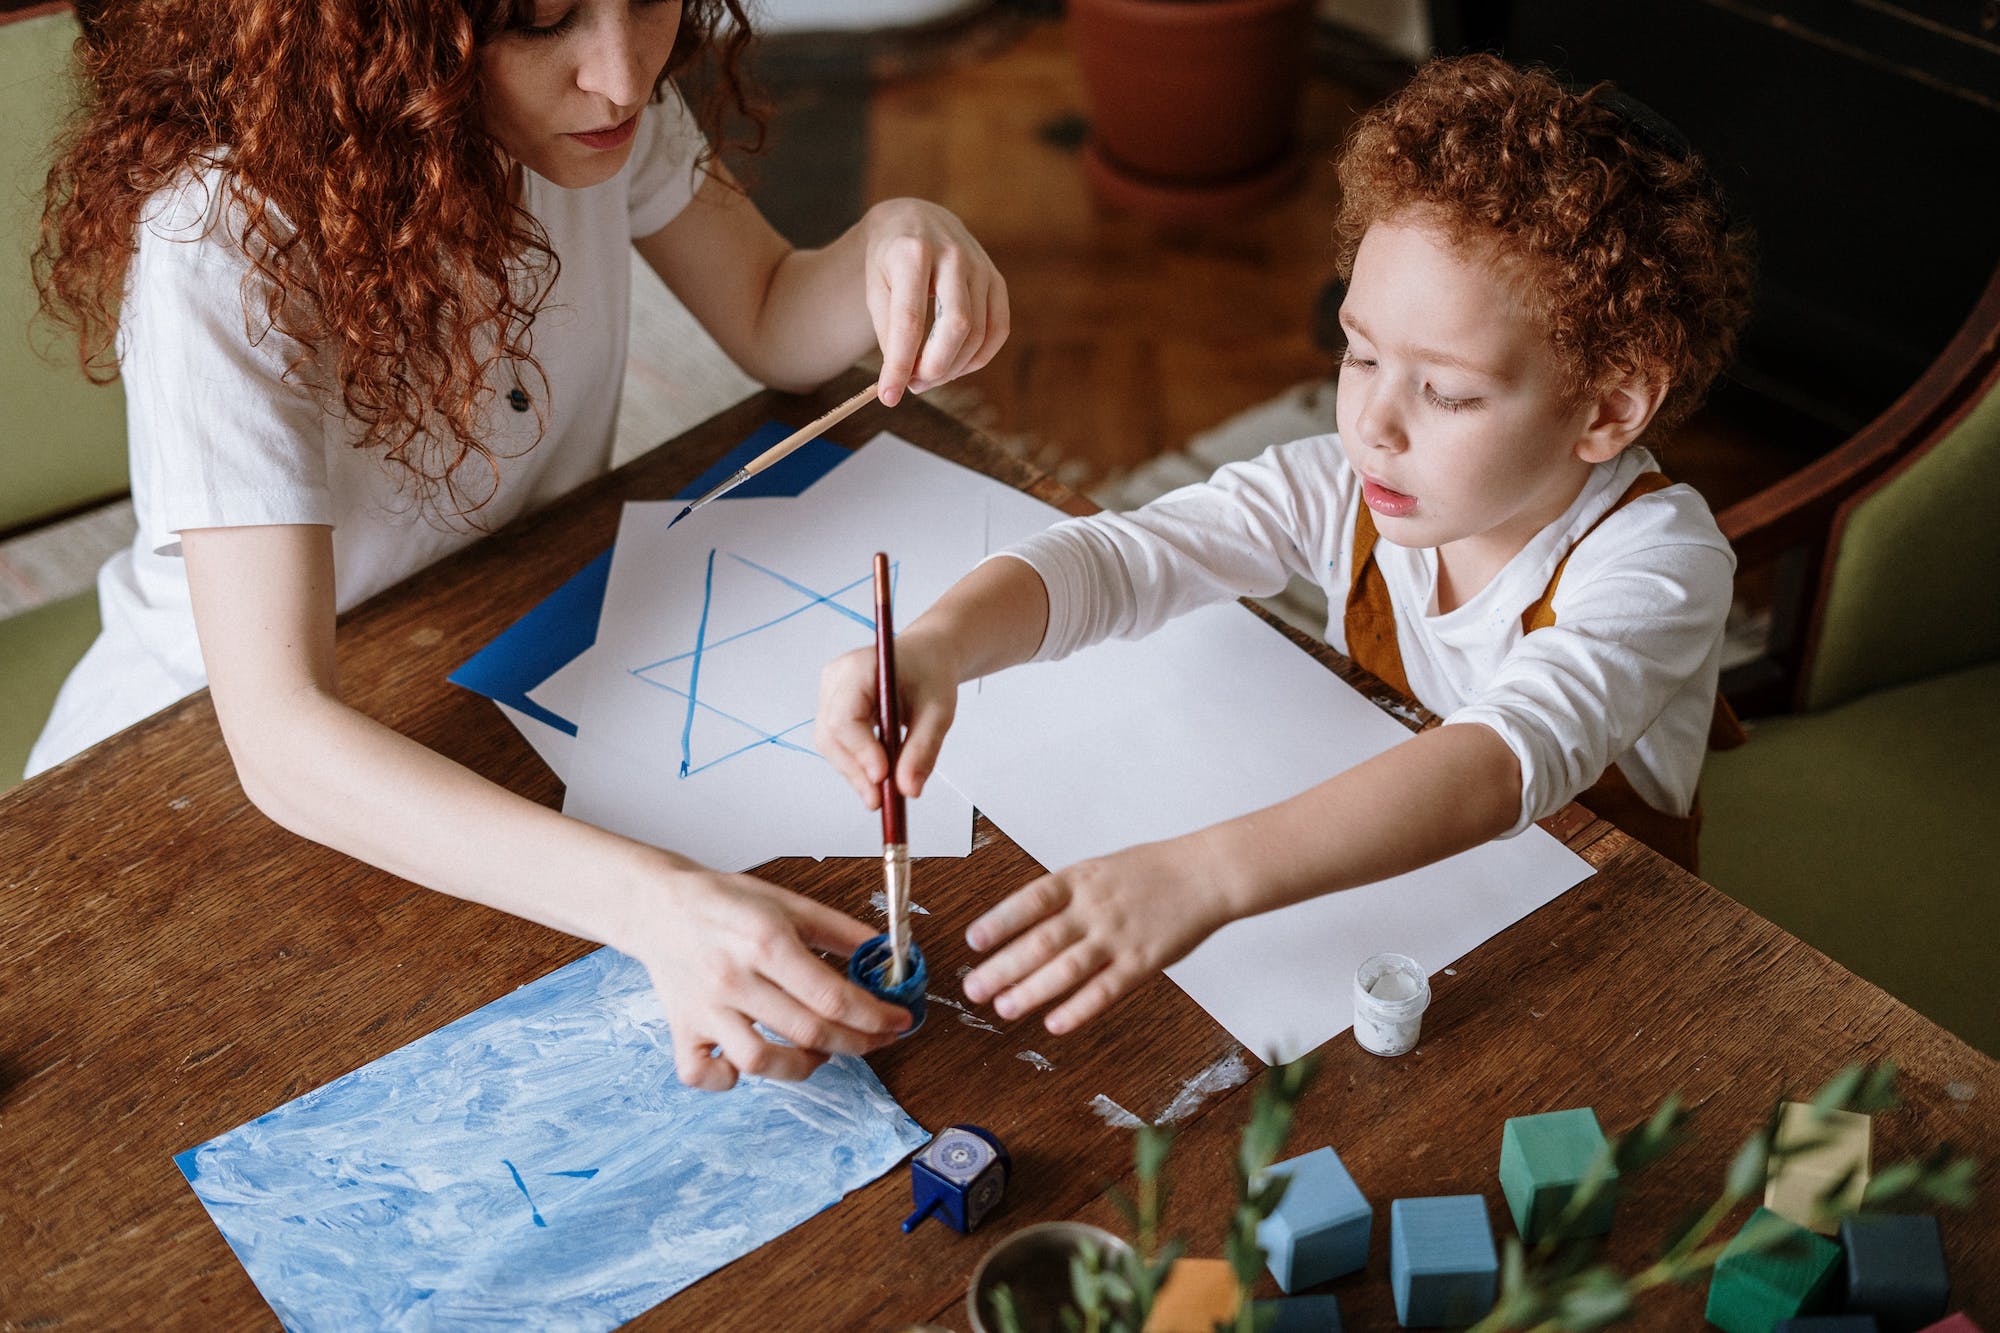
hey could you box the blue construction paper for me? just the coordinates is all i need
[448,549,612,736]
[447,423,852,731]
[175,947,927,1332]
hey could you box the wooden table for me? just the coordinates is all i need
[3,370,1993,1330]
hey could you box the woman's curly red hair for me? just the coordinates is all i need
[37,0,760,517]
[1334,54,1754,437]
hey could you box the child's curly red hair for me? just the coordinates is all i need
[1334,54,1754,437]
[37,0,761,518]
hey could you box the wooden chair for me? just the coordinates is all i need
[1702,261,2000,1057]
[1,1,126,785]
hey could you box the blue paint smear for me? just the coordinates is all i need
[174,948,928,1332]
[447,424,853,733]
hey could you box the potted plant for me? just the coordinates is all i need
[1067,0,1316,221]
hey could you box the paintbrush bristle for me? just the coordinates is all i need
[666,504,692,529]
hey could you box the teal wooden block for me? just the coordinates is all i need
[1389,1195,1497,1328]
[1704,1207,1843,1333]
[1253,1293,1345,1331]
[1257,1146,1372,1292]
[1497,1107,1616,1242]
[1841,1214,1949,1332]
[1774,1319,1880,1332]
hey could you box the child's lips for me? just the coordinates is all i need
[1362,478,1418,518]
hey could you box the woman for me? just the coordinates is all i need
[33,0,1009,1088]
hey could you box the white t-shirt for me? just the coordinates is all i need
[28,95,708,778]
[1003,437,1736,837]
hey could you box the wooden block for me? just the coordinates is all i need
[1497,1107,1616,1242]
[1389,1195,1498,1328]
[1252,1292,1345,1332]
[1256,1145,1372,1292]
[1841,1214,1950,1332]
[1915,1317,1986,1333]
[1704,1207,1844,1333]
[1764,1101,1871,1234]
[1143,1258,1240,1333]
[1774,1318,1881,1332]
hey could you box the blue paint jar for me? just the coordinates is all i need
[848,933,927,1034]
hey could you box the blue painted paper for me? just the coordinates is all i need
[175,947,928,1332]
[447,423,853,731]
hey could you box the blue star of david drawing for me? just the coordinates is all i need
[627,549,898,778]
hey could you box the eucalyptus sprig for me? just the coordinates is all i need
[1469,1061,1979,1332]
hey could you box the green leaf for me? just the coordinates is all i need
[988,1283,1025,1333]
[1136,1125,1174,1179]
[1499,1235,1526,1296]
[1726,1132,1770,1200]
[1855,1061,1902,1113]
[1552,1268,1632,1330]
[1615,1092,1690,1174]
[1108,1185,1138,1230]
[1809,1064,1865,1117]
[1860,1161,1923,1208]
[1924,1155,1980,1208]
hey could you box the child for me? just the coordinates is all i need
[32,0,1009,1089]
[817,54,1753,1036]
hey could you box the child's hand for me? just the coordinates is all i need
[815,630,961,809]
[859,199,1009,406]
[961,836,1237,1035]
[623,861,913,1091]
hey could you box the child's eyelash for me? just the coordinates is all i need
[1339,351,1374,371]
[1424,386,1480,412]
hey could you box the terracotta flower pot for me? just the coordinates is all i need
[1069,0,1315,219]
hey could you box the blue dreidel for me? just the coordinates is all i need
[849,933,927,1034]
[903,1124,1010,1234]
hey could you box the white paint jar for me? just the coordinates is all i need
[1352,952,1430,1056]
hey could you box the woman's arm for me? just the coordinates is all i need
[183,523,911,1089]
[633,166,1008,405]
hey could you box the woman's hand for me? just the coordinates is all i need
[859,198,1009,406]
[621,856,915,1091]
[960,834,1239,1036]
[815,628,963,809]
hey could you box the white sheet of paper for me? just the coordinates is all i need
[938,601,1594,1065]
[497,701,575,783]
[560,437,1014,871]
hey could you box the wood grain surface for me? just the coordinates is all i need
[2,370,1992,1330]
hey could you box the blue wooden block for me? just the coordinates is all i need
[1257,1146,1372,1292]
[1390,1195,1498,1328]
[1842,1214,1950,1332]
[1252,1293,1345,1332]
[1774,1319,1881,1332]
[1498,1107,1616,1242]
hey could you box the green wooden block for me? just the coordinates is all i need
[1497,1107,1615,1242]
[1705,1208,1844,1333]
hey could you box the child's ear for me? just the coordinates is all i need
[1573,378,1667,464]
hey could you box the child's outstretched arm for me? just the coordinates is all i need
[962,720,1523,1034]
[636,165,1008,408]
[183,524,912,1091]
[816,555,1050,810]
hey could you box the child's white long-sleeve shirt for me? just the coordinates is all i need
[1001,436,1736,837]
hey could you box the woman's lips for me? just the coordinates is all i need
[568,114,639,150]
[1362,478,1417,518]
